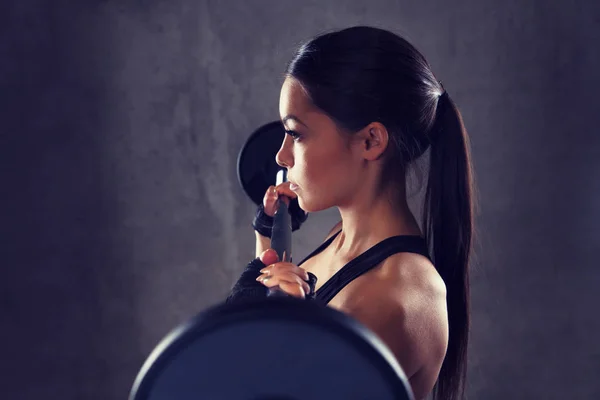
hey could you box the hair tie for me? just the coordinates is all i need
[439,90,449,103]
[427,91,450,145]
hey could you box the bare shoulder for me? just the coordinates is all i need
[378,252,449,352]
[336,252,448,381]
[379,252,447,301]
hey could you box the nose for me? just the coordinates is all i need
[275,134,293,169]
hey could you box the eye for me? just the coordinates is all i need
[285,129,302,141]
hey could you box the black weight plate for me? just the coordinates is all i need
[130,298,413,400]
[237,121,285,206]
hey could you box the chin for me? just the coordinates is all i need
[297,195,330,214]
[296,195,313,213]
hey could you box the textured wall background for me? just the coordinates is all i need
[2,1,599,399]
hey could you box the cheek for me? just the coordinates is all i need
[293,148,351,211]
[293,148,324,187]
[292,150,326,211]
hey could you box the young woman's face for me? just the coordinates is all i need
[276,77,363,212]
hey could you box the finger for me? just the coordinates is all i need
[266,186,286,200]
[261,263,309,281]
[263,186,287,216]
[263,188,278,216]
[278,281,306,299]
[257,272,310,295]
[265,183,296,200]
[259,276,306,299]
[275,182,297,200]
[259,249,279,266]
[257,271,304,286]
[264,185,296,214]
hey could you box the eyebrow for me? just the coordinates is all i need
[281,115,309,128]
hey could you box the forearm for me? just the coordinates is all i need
[255,231,271,258]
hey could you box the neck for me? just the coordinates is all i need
[332,184,422,259]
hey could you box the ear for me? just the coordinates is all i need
[354,122,389,161]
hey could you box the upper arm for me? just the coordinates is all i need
[338,261,448,379]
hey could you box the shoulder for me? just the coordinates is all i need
[379,252,447,302]
[338,252,448,378]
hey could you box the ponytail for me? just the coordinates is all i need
[283,25,475,399]
[424,92,475,400]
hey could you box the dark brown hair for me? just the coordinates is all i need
[286,26,475,400]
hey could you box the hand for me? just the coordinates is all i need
[256,249,311,298]
[262,182,297,217]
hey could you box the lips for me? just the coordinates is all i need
[289,182,299,190]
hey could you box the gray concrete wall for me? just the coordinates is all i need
[2,1,599,399]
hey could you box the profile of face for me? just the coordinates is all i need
[276,77,367,213]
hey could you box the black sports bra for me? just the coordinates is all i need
[297,230,431,304]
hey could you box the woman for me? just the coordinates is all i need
[228,26,475,400]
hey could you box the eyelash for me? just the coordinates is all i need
[285,130,302,141]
